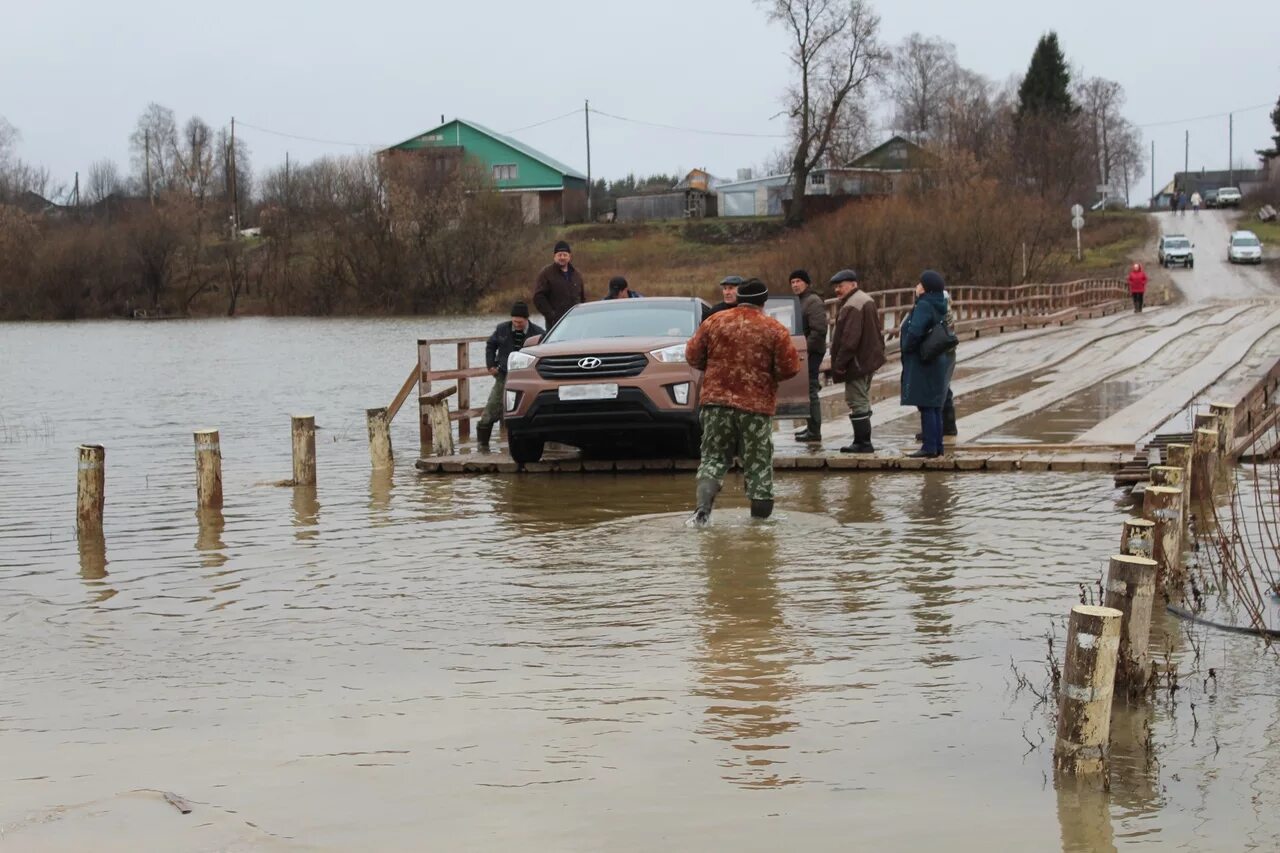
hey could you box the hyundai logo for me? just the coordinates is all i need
[578,357,603,370]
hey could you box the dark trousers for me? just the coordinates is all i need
[918,407,944,455]
[1131,293,1144,313]
[806,353,822,429]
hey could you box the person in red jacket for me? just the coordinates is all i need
[684,278,800,524]
[1127,262,1148,313]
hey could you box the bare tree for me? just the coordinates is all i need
[762,0,888,225]
[822,95,875,167]
[887,33,958,142]
[173,116,216,200]
[86,159,123,204]
[1075,76,1143,205]
[937,67,1002,160]
[128,103,179,198]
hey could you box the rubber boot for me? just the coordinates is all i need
[690,478,721,528]
[750,499,774,519]
[840,414,875,453]
[476,423,493,453]
[794,400,823,442]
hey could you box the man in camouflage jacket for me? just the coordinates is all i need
[684,278,800,524]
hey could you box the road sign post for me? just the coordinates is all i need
[1071,205,1084,261]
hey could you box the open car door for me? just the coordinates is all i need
[762,294,812,418]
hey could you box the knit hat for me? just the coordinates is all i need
[920,269,946,293]
[510,301,530,318]
[719,275,744,287]
[608,276,628,293]
[829,268,859,284]
[789,269,811,285]
[553,240,571,254]
[736,278,769,306]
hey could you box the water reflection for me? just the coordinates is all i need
[291,485,320,542]
[369,468,394,525]
[195,508,227,570]
[76,531,116,603]
[693,524,801,788]
[1054,772,1117,853]
[902,475,959,646]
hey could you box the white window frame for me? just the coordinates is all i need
[493,163,518,181]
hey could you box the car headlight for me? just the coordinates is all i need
[504,390,517,412]
[651,344,686,363]
[507,351,536,372]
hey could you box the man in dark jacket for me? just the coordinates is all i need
[705,275,742,318]
[533,240,585,329]
[603,276,643,299]
[789,269,829,442]
[828,269,886,454]
[477,302,544,452]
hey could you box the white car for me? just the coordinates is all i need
[1216,187,1243,207]
[1228,230,1263,264]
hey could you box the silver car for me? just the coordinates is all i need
[1158,234,1194,268]
[1227,230,1263,264]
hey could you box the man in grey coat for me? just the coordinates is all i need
[790,269,829,442]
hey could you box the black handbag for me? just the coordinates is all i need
[919,320,958,363]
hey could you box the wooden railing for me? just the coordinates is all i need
[395,277,1129,454]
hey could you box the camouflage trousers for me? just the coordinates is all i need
[696,405,775,501]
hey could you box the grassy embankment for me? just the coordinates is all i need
[482,211,1151,311]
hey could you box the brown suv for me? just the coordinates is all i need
[501,296,810,463]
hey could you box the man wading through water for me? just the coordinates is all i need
[828,269,886,453]
[533,240,585,330]
[684,278,800,525]
[477,302,544,452]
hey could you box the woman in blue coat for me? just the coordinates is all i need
[899,270,954,458]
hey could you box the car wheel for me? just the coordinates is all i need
[1188,259,1194,269]
[508,433,544,464]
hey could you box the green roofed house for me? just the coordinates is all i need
[383,118,587,224]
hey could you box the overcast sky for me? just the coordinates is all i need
[5,0,1276,202]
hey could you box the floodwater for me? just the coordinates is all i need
[2,318,1279,851]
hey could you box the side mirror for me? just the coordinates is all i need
[525,335,542,347]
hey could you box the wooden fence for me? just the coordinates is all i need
[390,277,1129,454]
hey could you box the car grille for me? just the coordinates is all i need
[536,353,647,379]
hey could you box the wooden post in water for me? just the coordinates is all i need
[421,386,457,458]
[1149,465,1186,557]
[1190,427,1218,507]
[291,415,316,486]
[1104,555,1158,694]
[456,341,472,442]
[76,444,106,534]
[1119,518,1155,559]
[1208,401,1237,487]
[194,429,223,509]
[1054,605,1122,774]
[1165,443,1192,528]
[1141,485,1183,594]
[366,407,393,469]
[417,339,432,458]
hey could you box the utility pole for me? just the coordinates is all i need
[230,116,239,234]
[73,171,80,207]
[1184,130,1188,177]
[584,100,592,223]
[1150,140,1155,209]
[145,129,154,206]
[1228,112,1234,185]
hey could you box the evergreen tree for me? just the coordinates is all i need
[1017,32,1075,118]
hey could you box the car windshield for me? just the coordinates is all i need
[544,303,696,342]
[1165,239,1190,249]
[1232,236,1260,247]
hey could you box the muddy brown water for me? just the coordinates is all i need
[2,318,1279,851]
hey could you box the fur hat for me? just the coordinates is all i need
[736,278,769,306]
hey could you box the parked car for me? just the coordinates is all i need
[1216,187,1243,208]
[1158,234,1195,268]
[1227,230,1263,264]
[501,296,810,463]
[1202,188,1220,209]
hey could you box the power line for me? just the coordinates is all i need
[234,119,387,148]
[589,107,788,139]
[1135,102,1271,130]
[504,109,582,135]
